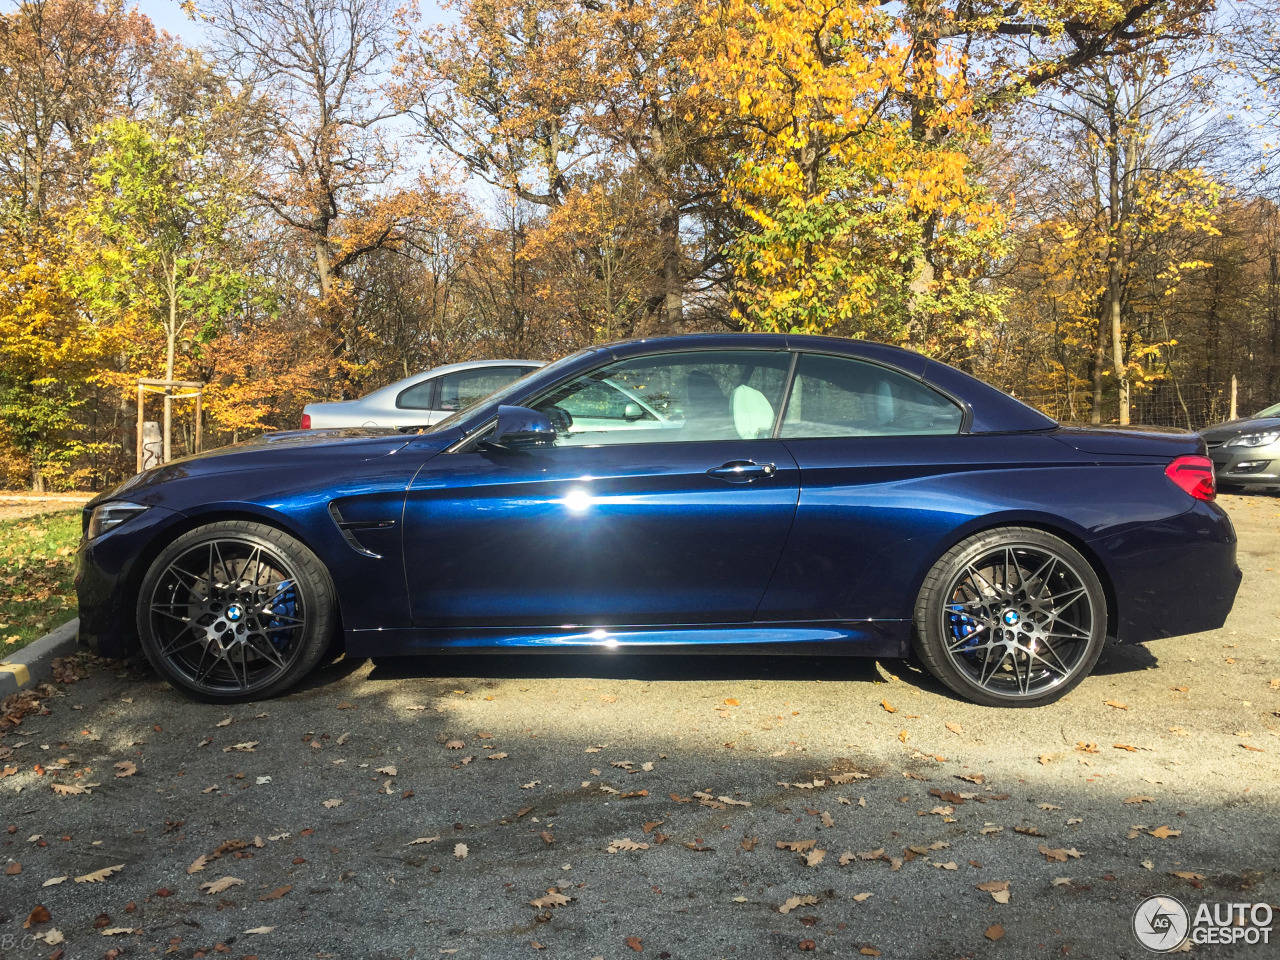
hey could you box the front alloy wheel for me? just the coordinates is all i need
[137,521,336,702]
[912,527,1107,707]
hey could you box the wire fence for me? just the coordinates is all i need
[1014,380,1272,431]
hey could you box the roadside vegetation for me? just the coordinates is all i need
[0,509,79,654]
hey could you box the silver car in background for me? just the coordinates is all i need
[1200,400,1280,491]
[301,360,544,430]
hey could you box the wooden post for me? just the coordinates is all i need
[162,385,173,463]
[1230,375,1238,421]
[194,390,203,453]
[136,383,145,474]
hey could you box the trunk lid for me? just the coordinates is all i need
[1050,425,1205,459]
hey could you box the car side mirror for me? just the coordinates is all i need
[623,402,645,422]
[489,405,556,449]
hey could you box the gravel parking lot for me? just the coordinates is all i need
[1,495,1277,959]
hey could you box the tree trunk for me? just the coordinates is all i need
[1092,313,1105,424]
[1106,86,1129,425]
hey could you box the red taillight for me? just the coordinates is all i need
[300,413,312,429]
[1165,455,1215,501]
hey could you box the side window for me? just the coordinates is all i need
[435,367,529,412]
[396,379,436,410]
[781,354,963,438]
[533,350,792,445]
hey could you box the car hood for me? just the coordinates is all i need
[1199,416,1280,442]
[1049,425,1205,458]
[95,428,454,507]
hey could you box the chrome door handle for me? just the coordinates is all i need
[707,460,777,482]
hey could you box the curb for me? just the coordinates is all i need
[0,618,79,698]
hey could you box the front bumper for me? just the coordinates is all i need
[1208,441,1280,489]
[75,504,180,659]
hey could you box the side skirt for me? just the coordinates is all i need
[345,620,910,659]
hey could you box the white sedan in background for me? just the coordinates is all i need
[301,360,544,430]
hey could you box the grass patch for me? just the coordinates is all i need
[0,509,80,655]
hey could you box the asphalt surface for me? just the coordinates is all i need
[1,494,1278,960]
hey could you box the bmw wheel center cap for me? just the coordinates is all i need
[1003,609,1020,626]
[227,604,244,622]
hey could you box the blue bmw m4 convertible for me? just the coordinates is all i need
[76,334,1240,707]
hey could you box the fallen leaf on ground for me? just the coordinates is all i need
[74,865,123,883]
[257,885,292,901]
[881,699,897,713]
[113,762,136,778]
[804,849,826,867]
[1038,844,1082,862]
[1125,796,1156,804]
[244,926,274,934]
[51,783,86,796]
[779,895,820,914]
[777,839,817,853]
[1149,826,1181,839]
[945,721,963,735]
[625,936,642,951]
[376,766,397,777]
[530,892,572,908]
[322,799,342,809]
[607,839,649,853]
[42,876,67,886]
[454,843,468,859]
[199,876,243,894]
[985,924,1006,941]
[444,740,465,750]
[187,855,207,874]
[852,892,873,902]
[222,742,257,753]
[1104,700,1129,710]
[1170,871,1205,880]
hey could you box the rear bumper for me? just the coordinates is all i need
[1095,501,1240,644]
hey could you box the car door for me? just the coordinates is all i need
[401,349,800,628]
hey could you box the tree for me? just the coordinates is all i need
[67,116,252,459]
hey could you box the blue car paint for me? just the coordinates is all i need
[75,333,1240,662]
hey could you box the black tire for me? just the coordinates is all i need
[135,520,338,703]
[911,526,1107,708]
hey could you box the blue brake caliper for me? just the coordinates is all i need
[265,581,298,649]
[946,605,981,651]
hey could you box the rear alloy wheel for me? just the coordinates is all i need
[912,527,1107,707]
[136,521,337,702]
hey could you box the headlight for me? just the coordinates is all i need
[1226,431,1280,448]
[86,502,149,540]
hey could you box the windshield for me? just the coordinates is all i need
[425,348,602,433]
[1254,401,1280,419]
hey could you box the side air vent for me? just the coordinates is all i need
[328,502,396,559]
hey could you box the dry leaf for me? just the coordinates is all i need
[74,864,124,883]
[408,836,440,845]
[1052,877,1072,886]
[1104,700,1129,710]
[100,927,138,936]
[113,761,136,778]
[607,839,649,853]
[42,875,67,887]
[852,892,873,902]
[945,721,963,735]
[804,849,826,867]
[1038,753,1052,765]
[820,811,834,828]
[881,699,897,713]
[488,753,509,760]
[779,895,820,914]
[625,936,642,951]
[985,924,1005,941]
[1037,844,1082,862]
[529,892,572,908]
[187,855,207,874]
[222,741,257,753]
[777,839,818,853]
[257,885,292,901]
[199,876,243,894]
[445,740,465,750]
[323,799,342,809]
[51,783,86,796]
[244,926,275,934]
[1149,826,1181,839]
[376,766,397,777]
[215,717,233,727]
